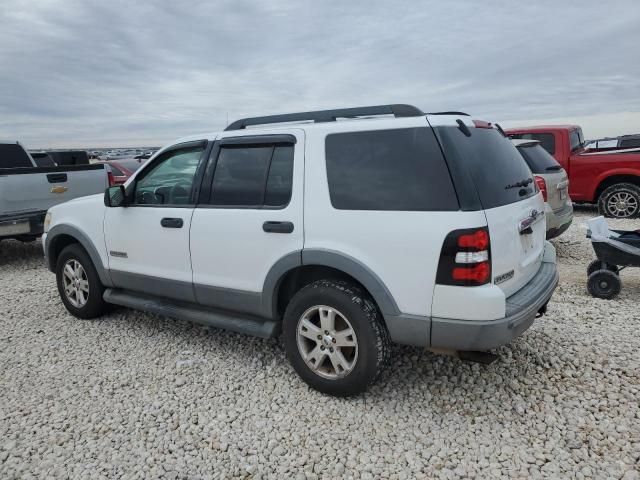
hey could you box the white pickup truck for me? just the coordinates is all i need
[0,141,109,243]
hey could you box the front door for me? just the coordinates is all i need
[104,140,208,302]
[190,131,305,317]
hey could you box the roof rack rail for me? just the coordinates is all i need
[225,104,424,131]
[426,111,470,116]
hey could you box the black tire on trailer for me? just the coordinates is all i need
[587,269,621,300]
[587,259,619,276]
[282,280,391,397]
[597,183,640,218]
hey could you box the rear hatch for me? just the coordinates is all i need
[430,118,546,297]
[516,142,570,213]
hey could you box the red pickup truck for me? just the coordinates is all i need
[506,125,640,218]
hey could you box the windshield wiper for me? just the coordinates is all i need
[505,178,533,190]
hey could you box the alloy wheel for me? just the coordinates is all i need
[62,259,90,308]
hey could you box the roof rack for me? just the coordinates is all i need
[225,104,424,131]
[426,111,470,116]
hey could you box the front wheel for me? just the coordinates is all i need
[598,183,640,218]
[282,280,391,396]
[587,269,621,299]
[56,244,110,319]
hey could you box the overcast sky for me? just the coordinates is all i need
[1,1,639,148]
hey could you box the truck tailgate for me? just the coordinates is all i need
[0,164,107,216]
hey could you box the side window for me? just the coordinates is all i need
[208,144,294,208]
[134,145,204,205]
[325,127,459,211]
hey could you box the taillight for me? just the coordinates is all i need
[436,227,491,286]
[535,176,547,201]
[106,166,115,186]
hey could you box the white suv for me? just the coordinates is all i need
[43,104,558,396]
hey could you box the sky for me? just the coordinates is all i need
[1,0,639,148]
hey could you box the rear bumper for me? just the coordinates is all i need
[545,202,573,239]
[0,211,46,239]
[430,243,558,351]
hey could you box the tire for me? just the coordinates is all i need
[56,243,110,319]
[587,259,619,276]
[598,183,640,218]
[282,280,391,396]
[587,269,621,300]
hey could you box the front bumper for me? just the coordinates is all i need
[430,245,559,351]
[0,211,46,239]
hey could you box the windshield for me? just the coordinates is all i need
[517,144,562,174]
[435,126,536,209]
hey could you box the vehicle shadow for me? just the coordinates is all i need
[0,239,46,268]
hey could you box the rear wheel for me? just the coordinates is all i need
[587,259,619,276]
[56,244,110,319]
[598,183,640,218]
[282,280,391,396]
[587,269,621,299]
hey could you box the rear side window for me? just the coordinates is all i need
[435,126,536,210]
[516,144,561,173]
[209,145,294,207]
[510,133,556,155]
[325,128,459,211]
[0,143,33,168]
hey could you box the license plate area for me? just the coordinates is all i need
[0,220,30,236]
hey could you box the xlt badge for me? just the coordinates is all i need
[494,270,514,284]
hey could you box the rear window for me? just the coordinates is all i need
[0,143,33,168]
[119,159,144,172]
[325,127,459,211]
[31,153,56,167]
[516,144,561,174]
[509,133,555,155]
[435,126,536,210]
[109,165,124,176]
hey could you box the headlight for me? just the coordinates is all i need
[44,212,52,233]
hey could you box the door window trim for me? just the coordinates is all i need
[198,135,296,210]
[125,139,211,208]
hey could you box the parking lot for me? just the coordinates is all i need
[1,209,638,479]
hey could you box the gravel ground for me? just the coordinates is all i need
[1,208,639,479]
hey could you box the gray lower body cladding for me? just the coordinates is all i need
[385,261,558,351]
[430,261,558,350]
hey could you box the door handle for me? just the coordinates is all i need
[47,173,67,183]
[263,221,294,234]
[161,217,184,228]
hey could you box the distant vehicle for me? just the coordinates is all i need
[0,141,108,243]
[587,134,640,150]
[134,153,152,160]
[512,139,573,239]
[507,125,640,218]
[99,160,138,185]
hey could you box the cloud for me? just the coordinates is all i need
[0,0,639,147]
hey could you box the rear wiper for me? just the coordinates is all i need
[505,178,533,189]
[545,165,562,171]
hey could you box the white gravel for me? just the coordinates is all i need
[1,207,639,479]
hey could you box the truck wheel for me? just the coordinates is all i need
[598,183,640,218]
[587,269,621,299]
[56,244,110,319]
[587,259,619,276]
[282,280,391,396]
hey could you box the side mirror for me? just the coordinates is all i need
[104,185,127,207]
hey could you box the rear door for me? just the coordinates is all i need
[434,122,546,297]
[189,131,304,316]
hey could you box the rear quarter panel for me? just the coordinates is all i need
[569,152,640,201]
